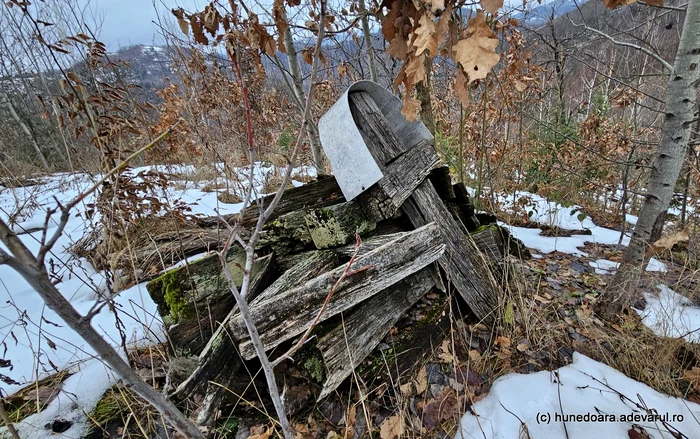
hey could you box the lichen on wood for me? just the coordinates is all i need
[304,201,376,249]
[146,249,275,354]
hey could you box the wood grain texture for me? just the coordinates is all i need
[360,139,439,221]
[349,92,408,165]
[316,267,435,400]
[402,181,499,322]
[172,250,339,401]
[234,222,446,359]
[350,92,501,323]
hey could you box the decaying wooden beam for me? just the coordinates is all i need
[350,92,407,163]
[403,181,500,322]
[110,177,344,274]
[146,250,275,354]
[199,176,345,228]
[451,182,481,230]
[316,267,436,400]
[275,227,409,272]
[349,92,501,323]
[359,139,439,221]
[172,250,339,403]
[233,222,446,360]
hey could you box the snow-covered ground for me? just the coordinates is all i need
[0,164,310,438]
[456,353,700,439]
[496,191,631,256]
[638,285,700,343]
[2,169,699,439]
[456,191,700,439]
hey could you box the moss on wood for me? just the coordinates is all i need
[304,202,376,249]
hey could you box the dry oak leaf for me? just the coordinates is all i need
[494,335,511,349]
[481,0,504,14]
[172,8,189,35]
[452,10,500,82]
[422,387,458,432]
[415,365,428,394]
[602,0,636,8]
[383,0,409,59]
[272,0,289,52]
[401,93,422,121]
[247,425,273,439]
[203,5,220,35]
[650,228,689,253]
[379,415,404,439]
[413,13,438,56]
[453,67,471,107]
[438,338,456,363]
[434,2,453,49]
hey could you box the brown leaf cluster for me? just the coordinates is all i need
[602,0,663,9]
[382,0,502,120]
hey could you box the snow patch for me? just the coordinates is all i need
[646,257,668,273]
[589,259,620,275]
[456,353,700,439]
[637,285,700,343]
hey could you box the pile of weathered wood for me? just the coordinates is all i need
[142,82,527,420]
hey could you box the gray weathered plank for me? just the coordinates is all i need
[360,139,439,221]
[349,92,407,165]
[172,250,339,401]
[233,222,446,359]
[402,181,499,322]
[349,93,500,323]
[316,267,436,400]
[202,176,345,228]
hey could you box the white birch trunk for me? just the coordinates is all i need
[599,1,700,318]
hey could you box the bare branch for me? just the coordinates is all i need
[638,1,687,11]
[573,20,673,72]
[215,1,330,437]
[0,248,13,266]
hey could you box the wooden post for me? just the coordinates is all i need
[348,91,501,323]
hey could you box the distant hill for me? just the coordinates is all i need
[515,0,581,26]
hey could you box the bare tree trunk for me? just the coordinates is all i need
[1,90,49,170]
[281,8,328,174]
[597,1,700,320]
[416,57,435,134]
[358,0,378,82]
[0,219,204,438]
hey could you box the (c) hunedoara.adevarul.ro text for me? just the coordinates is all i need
[535,411,684,424]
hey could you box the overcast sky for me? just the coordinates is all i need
[88,0,209,49]
[88,0,546,50]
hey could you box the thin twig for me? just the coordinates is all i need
[571,20,673,72]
